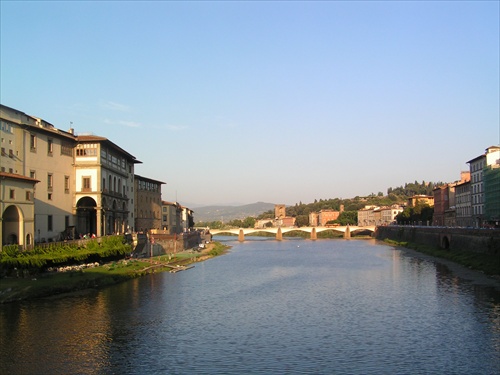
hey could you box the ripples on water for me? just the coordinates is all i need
[1,238,500,374]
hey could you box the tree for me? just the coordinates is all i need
[395,203,433,225]
[334,211,358,225]
[295,215,309,227]
[243,217,256,228]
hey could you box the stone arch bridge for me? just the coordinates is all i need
[209,226,375,241]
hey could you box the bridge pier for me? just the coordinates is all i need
[276,227,282,241]
[311,228,317,240]
[344,225,351,239]
[238,229,244,242]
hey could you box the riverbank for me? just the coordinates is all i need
[383,239,500,292]
[0,242,230,304]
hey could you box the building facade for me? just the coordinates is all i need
[318,209,340,226]
[357,205,403,226]
[134,175,165,232]
[408,195,434,208]
[1,104,174,248]
[161,201,182,235]
[1,105,76,243]
[75,135,139,237]
[467,146,500,227]
[0,172,38,247]
[455,180,472,227]
[484,163,500,226]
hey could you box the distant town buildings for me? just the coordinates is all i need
[407,195,434,208]
[357,205,404,226]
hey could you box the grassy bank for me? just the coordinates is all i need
[383,238,500,276]
[0,241,230,304]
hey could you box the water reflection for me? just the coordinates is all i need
[1,239,500,374]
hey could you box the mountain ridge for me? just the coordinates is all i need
[194,202,275,223]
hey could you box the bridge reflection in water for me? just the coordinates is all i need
[209,226,376,241]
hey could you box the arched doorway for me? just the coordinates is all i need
[2,205,20,246]
[76,197,97,237]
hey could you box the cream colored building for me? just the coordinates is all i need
[0,172,38,248]
[1,105,76,243]
[161,201,182,234]
[180,205,194,232]
[357,205,402,226]
[357,205,377,226]
[380,205,403,225]
[75,135,139,236]
[1,104,142,246]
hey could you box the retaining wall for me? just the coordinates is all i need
[375,226,500,255]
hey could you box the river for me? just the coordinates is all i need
[1,238,500,374]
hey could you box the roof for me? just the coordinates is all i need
[77,135,142,163]
[1,104,76,140]
[0,172,39,184]
[134,174,166,185]
[467,145,500,164]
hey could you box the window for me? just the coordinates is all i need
[26,191,31,201]
[9,189,15,199]
[64,176,70,193]
[48,193,53,200]
[47,173,53,191]
[30,134,36,151]
[61,141,72,156]
[82,176,91,192]
[76,143,97,156]
[48,215,53,231]
[9,149,13,158]
[47,139,53,155]
[1,147,5,156]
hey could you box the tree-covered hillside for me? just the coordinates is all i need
[198,181,442,228]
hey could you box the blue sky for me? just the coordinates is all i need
[1,1,499,207]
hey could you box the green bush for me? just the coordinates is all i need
[0,236,132,277]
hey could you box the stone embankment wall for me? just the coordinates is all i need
[132,231,202,257]
[375,226,500,255]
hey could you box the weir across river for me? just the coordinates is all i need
[209,225,376,241]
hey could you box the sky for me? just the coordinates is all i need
[1,1,499,207]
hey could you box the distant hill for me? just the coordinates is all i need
[194,202,275,223]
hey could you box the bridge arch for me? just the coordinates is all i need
[209,226,375,241]
[440,234,450,250]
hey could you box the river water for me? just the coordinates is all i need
[1,238,500,375]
